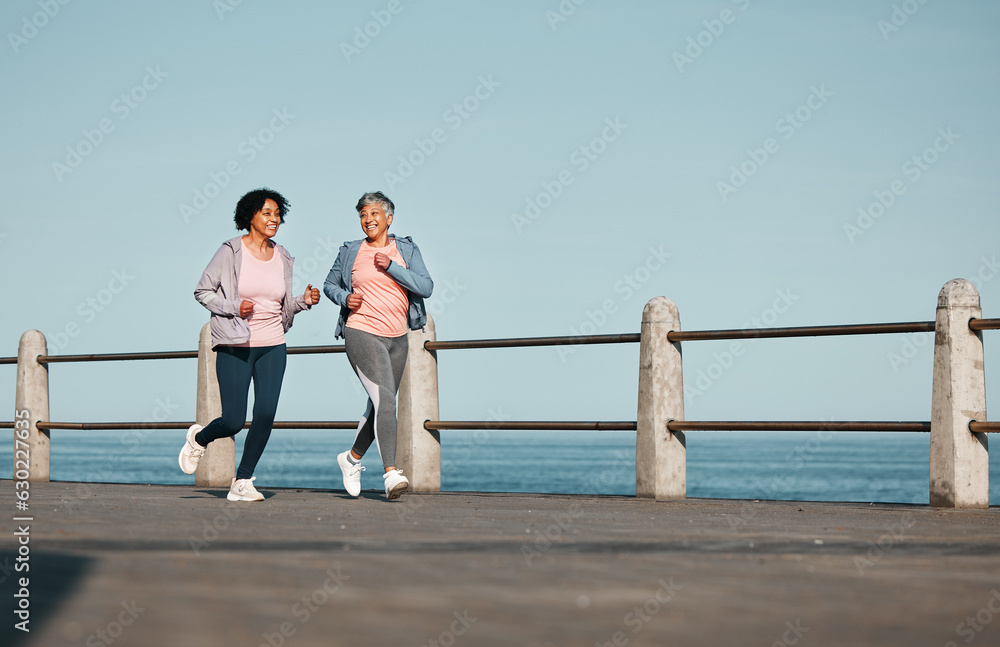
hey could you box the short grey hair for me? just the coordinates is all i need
[356,191,394,216]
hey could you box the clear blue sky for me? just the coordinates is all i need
[1,1,998,430]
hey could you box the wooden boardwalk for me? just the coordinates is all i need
[2,481,999,646]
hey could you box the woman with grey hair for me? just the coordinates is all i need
[323,191,434,499]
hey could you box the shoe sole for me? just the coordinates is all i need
[385,482,408,500]
[227,492,263,502]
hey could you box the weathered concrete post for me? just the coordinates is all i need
[195,322,233,486]
[397,314,441,492]
[930,279,989,508]
[636,298,686,500]
[14,330,50,483]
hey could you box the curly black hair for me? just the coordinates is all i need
[234,188,289,231]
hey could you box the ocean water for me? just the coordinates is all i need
[6,429,1000,504]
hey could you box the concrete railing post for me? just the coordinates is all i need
[397,314,441,492]
[14,330,50,483]
[636,298,686,500]
[930,279,989,508]
[195,322,233,486]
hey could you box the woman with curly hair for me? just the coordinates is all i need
[179,187,320,502]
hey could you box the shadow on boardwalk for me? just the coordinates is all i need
[1,481,999,646]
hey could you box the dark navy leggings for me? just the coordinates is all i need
[196,344,286,479]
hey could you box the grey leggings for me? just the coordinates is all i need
[344,327,409,469]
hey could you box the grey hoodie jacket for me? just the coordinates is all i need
[195,236,310,348]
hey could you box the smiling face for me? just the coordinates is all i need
[359,202,392,243]
[249,199,281,239]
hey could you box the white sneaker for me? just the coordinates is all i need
[178,424,205,474]
[338,451,365,497]
[227,477,264,502]
[383,469,409,500]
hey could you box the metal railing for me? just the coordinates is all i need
[969,318,1000,331]
[5,281,998,506]
[36,350,197,364]
[416,291,996,507]
[35,421,358,431]
[32,344,346,365]
[425,332,640,351]
[5,344,355,433]
[666,320,935,341]
[3,321,996,437]
[419,320,955,434]
[425,420,638,431]
[666,421,933,432]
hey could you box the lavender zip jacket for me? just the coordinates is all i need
[194,236,310,349]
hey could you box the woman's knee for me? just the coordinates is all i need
[377,397,397,420]
[219,413,246,436]
[251,412,277,428]
[379,386,397,405]
[252,396,280,422]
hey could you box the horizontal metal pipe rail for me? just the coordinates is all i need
[668,321,935,342]
[36,421,358,431]
[37,350,198,364]
[425,420,638,431]
[422,322,940,352]
[29,419,998,433]
[425,333,640,351]
[32,345,347,365]
[286,345,345,356]
[0,421,13,429]
[969,318,1000,331]
[423,420,948,432]
[667,421,932,432]
[29,420,998,433]
[0,357,16,365]
[38,422,192,430]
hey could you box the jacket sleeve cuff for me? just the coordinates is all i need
[292,294,310,314]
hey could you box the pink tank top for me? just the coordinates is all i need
[346,240,409,338]
[238,242,286,347]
